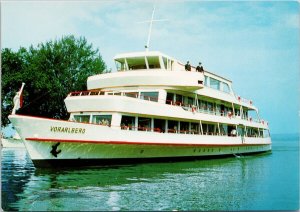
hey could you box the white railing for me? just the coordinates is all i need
[68,90,267,125]
[236,95,253,105]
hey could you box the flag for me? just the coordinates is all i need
[12,83,25,115]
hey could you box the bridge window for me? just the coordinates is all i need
[163,57,168,70]
[127,57,147,70]
[147,56,160,69]
[115,59,126,71]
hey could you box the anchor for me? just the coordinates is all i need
[50,142,61,157]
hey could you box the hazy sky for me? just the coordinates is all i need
[2,1,299,135]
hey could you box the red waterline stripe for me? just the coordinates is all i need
[25,137,270,147]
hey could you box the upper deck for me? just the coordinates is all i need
[87,51,232,93]
[88,51,206,91]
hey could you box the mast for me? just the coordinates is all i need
[142,5,167,51]
[145,6,155,51]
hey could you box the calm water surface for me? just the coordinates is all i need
[1,134,299,211]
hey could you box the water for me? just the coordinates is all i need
[1,134,299,211]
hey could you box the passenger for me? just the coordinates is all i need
[185,61,191,71]
[196,62,204,73]
[231,129,237,136]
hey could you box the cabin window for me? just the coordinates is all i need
[207,102,213,112]
[220,124,228,135]
[199,100,207,111]
[92,115,112,126]
[228,125,237,136]
[210,78,221,90]
[147,56,161,69]
[180,121,189,133]
[168,120,178,133]
[166,92,174,105]
[222,82,230,93]
[74,115,90,123]
[175,94,183,106]
[247,127,259,137]
[124,92,138,98]
[138,117,151,131]
[154,119,165,133]
[188,97,194,106]
[204,76,209,86]
[121,116,135,130]
[140,92,158,102]
[237,126,245,136]
[127,57,147,70]
[243,109,249,120]
[216,104,221,115]
[263,129,269,138]
[202,123,217,135]
[191,123,199,134]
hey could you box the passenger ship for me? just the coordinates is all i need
[8,49,271,167]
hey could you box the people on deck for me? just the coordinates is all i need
[196,62,204,73]
[185,61,191,71]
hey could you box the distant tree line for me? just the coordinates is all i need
[1,35,107,127]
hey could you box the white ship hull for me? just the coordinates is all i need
[1,138,24,148]
[9,114,271,167]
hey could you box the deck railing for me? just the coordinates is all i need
[235,95,253,105]
[68,91,266,125]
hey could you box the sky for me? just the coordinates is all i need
[1,0,299,135]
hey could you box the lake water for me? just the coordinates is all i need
[1,134,299,211]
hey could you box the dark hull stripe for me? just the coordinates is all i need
[32,150,271,168]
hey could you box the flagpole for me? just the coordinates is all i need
[145,6,155,51]
[19,83,25,94]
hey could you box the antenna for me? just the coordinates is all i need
[139,5,167,51]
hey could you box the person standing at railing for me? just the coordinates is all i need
[185,61,191,71]
[196,62,204,73]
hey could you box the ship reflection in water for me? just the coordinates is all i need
[1,135,299,211]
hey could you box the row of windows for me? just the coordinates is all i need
[73,115,112,126]
[166,92,249,118]
[72,114,269,138]
[116,56,174,71]
[107,91,159,102]
[120,115,268,137]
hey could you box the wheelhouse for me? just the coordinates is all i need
[114,51,177,71]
